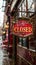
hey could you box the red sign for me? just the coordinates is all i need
[12,20,32,37]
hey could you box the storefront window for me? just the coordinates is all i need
[19,37,23,45]
[22,38,27,47]
[18,37,29,48]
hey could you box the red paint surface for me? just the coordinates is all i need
[12,20,32,36]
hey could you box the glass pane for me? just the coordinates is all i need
[3,1,6,6]
[19,12,22,17]
[2,7,5,12]
[28,0,35,12]
[19,37,22,45]
[22,38,27,47]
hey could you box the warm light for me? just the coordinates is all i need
[32,4,34,8]
[13,26,32,33]
[7,22,9,25]
[5,24,9,29]
[3,31,5,34]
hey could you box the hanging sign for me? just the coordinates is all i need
[12,20,33,37]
